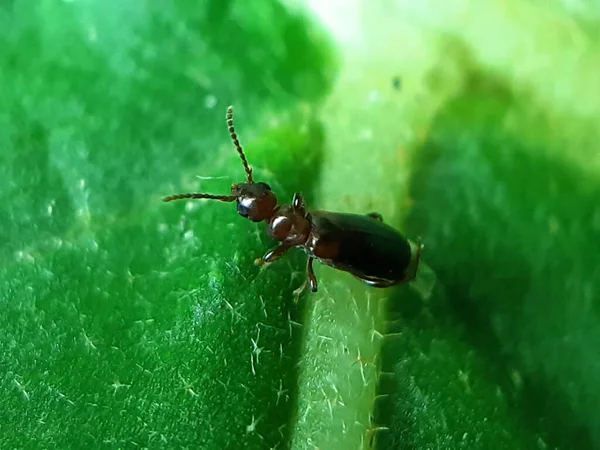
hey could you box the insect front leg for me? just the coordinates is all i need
[262,244,292,263]
[292,192,307,216]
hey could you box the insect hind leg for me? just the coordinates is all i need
[366,212,384,222]
[404,237,423,282]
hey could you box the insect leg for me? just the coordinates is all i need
[263,244,292,263]
[366,212,383,222]
[306,257,318,292]
[292,192,307,216]
[292,257,318,302]
[405,237,423,282]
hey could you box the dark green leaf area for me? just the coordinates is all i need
[0,0,335,448]
[0,0,335,255]
[397,69,600,449]
[0,120,324,449]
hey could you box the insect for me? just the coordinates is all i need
[163,106,423,294]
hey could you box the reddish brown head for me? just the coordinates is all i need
[163,106,278,223]
[232,181,277,222]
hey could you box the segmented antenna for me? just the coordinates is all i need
[162,193,236,203]
[226,105,253,183]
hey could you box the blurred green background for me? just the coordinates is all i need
[1,0,599,449]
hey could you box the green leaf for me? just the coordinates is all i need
[1,1,334,448]
[291,2,600,450]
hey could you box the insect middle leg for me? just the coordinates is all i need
[293,257,318,301]
[306,257,318,292]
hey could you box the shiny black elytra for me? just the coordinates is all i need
[163,106,423,294]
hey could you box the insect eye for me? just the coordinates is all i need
[258,182,271,191]
[237,202,250,218]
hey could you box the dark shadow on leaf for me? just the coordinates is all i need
[377,62,599,449]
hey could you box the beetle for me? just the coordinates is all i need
[163,106,423,294]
